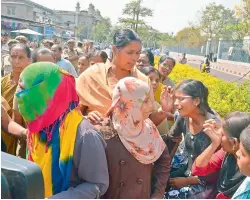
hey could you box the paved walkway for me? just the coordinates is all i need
[170,52,250,80]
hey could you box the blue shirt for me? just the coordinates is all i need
[233,177,250,199]
[57,58,78,78]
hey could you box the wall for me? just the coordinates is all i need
[1,2,33,20]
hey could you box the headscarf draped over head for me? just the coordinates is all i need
[16,62,83,198]
[107,77,165,165]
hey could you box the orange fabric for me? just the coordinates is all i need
[1,73,18,114]
[1,96,11,112]
[1,75,18,155]
[76,62,151,115]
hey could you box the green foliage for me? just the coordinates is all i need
[75,25,84,39]
[223,21,250,40]
[197,2,237,39]
[119,0,153,32]
[176,27,207,48]
[91,17,112,42]
[154,56,250,116]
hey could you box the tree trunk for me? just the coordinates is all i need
[132,9,136,29]
[135,0,141,32]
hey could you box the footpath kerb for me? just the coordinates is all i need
[169,52,250,80]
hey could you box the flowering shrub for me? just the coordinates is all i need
[154,56,250,116]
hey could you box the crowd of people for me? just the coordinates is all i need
[1,29,250,199]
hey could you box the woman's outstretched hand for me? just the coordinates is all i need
[87,110,104,125]
[160,86,174,113]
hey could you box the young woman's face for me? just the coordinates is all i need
[174,90,199,117]
[220,123,239,154]
[236,143,250,176]
[158,59,174,79]
[147,72,160,93]
[141,90,154,120]
[10,47,31,74]
[112,41,141,71]
[78,57,89,74]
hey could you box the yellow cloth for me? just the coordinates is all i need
[1,75,18,155]
[154,83,164,103]
[1,73,18,113]
[29,109,83,198]
[1,96,17,155]
[76,62,153,115]
[155,102,169,135]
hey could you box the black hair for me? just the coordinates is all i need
[223,112,250,139]
[99,51,108,63]
[43,40,54,47]
[140,66,161,79]
[159,55,176,67]
[240,125,250,155]
[77,42,83,48]
[90,50,108,63]
[113,28,141,49]
[7,39,19,48]
[32,48,54,63]
[176,79,212,115]
[52,44,62,52]
[141,49,154,66]
[10,43,31,59]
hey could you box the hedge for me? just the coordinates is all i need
[154,56,250,116]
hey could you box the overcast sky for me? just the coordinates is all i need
[33,0,241,33]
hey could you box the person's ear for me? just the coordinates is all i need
[112,45,118,58]
[232,138,239,153]
[193,97,200,107]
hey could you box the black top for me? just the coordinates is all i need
[217,153,246,197]
[169,111,220,183]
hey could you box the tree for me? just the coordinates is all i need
[91,17,112,42]
[75,25,84,40]
[223,22,250,40]
[232,0,250,36]
[234,0,250,22]
[119,0,153,32]
[176,26,207,48]
[197,2,237,39]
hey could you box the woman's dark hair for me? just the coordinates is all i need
[159,55,176,67]
[176,79,212,115]
[99,51,108,63]
[77,42,83,48]
[10,43,31,59]
[223,112,250,139]
[240,125,250,155]
[32,48,54,63]
[113,28,141,49]
[140,66,161,79]
[7,39,19,48]
[90,50,108,63]
[141,49,154,66]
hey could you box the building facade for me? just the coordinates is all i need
[1,0,102,40]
